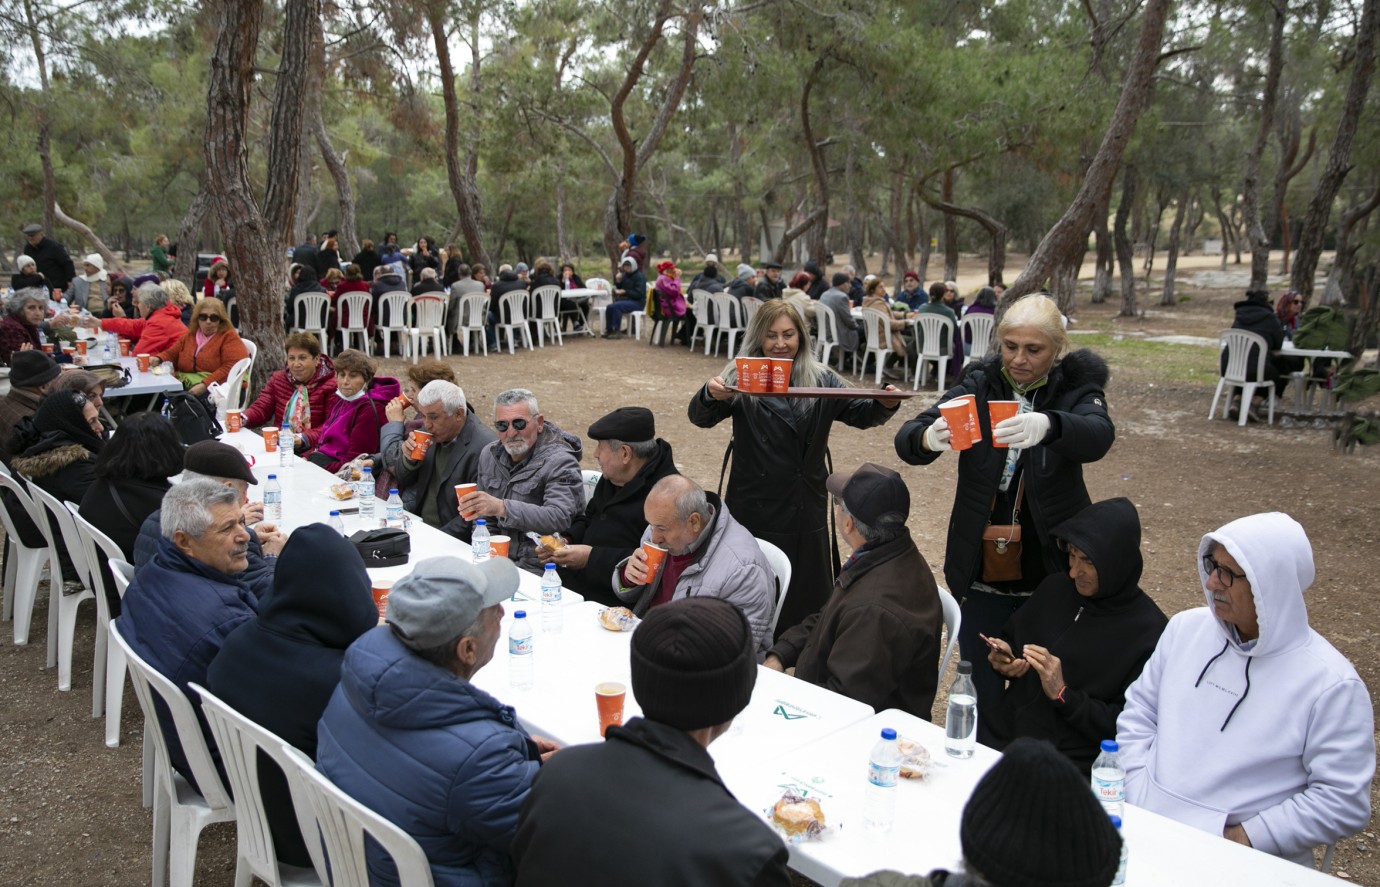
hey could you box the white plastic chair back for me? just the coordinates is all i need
[687,289,716,352]
[190,684,323,887]
[913,314,955,392]
[67,504,126,720]
[860,309,894,386]
[496,291,532,353]
[816,302,839,364]
[585,277,611,293]
[240,337,258,361]
[456,294,489,357]
[337,292,374,355]
[756,538,793,638]
[581,470,602,505]
[110,619,236,887]
[936,585,962,681]
[0,472,51,645]
[293,293,330,341]
[708,293,744,357]
[223,357,253,413]
[104,556,139,749]
[279,743,436,887]
[531,285,564,348]
[960,314,994,366]
[410,294,448,361]
[1209,330,1275,426]
[376,291,412,359]
[27,481,95,693]
[742,296,763,325]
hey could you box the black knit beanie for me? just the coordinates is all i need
[630,597,756,731]
[960,738,1121,887]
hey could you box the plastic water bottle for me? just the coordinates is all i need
[328,510,345,535]
[100,334,113,361]
[264,474,282,523]
[1110,814,1127,885]
[863,727,902,832]
[385,488,405,529]
[472,519,491,562]
[509,611,534,689]
[357,467,375,520]
[945,660,978,758]
[1092,739,1126,817]
[540,564,563,633]
[278,422,294,467]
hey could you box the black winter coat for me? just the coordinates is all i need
[894,349,1114,596]
[990,497,1167,771]
[24,236,76,292]
[512,717,790,887]
[79,477,170,563]
[11,440,99,581]
[351,247,380,282]
[689,369,897,635]
[559,439,679,606]
[206,524,377,868]
[1222,297,1285,382]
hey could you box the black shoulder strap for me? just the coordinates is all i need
[109,483,138,527]
[717,438,733,499]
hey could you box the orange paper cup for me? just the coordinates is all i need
[135,353,151,372]
[75,340,88,356]
[641,541,668,576]
[596,681,627,737]
[490,535,511,558]
[751,357,773,393]
[118,338,131,356]
[409,430,433,461]
[988,401,1021,449]
[735,357,757,392]
[938,397,980,451]
[769,358,793,392]
[397,393,412,409]
[226,410,243,433]
[41,343,54,354]
[263,426,280,452]
[372,580,394,619]
[454,483,478,520]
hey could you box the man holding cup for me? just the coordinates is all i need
[512,597,791,887]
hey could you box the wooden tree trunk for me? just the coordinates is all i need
[1002,0,1171,305]
[922,192,1007,285]
[428,1,490,270]
[1242,4,1285,291]
[1160,189,1190,305]
[1052,249,1082,316]
[1328,181,1380,309]
[52,203,125,274]
[313,109,359,260]
[1114,166,1139,317]
[173,187,211,285]
[1270,122,1314,276]
[942,168,959,281]
[1291,0,1379,298]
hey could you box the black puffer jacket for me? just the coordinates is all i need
[894,349,1114,596]
[1221,295,1285,381]
[990,497,1167,771]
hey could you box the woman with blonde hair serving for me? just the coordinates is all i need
[895,294,1114,744]
[150,296,249,396]
[689,299,902,637]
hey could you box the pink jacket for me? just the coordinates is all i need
[303,376,401,473]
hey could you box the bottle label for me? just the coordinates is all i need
[1092,773,1125,801]
[867,762,899,788]
[542,586,561,604]
[509,635,533,656]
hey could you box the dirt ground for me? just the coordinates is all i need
[2,252,1378,886]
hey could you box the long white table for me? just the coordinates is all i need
[734,709,1343,886]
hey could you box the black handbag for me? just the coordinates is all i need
[349,528,411,567]
[163,391,223,445]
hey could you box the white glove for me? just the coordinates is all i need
[923,417,952,452]
[994,412,1051,449]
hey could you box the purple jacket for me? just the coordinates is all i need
[306,376,401,473]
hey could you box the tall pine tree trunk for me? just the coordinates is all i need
[1242,4,1285,291]
[1114,166,1139,317]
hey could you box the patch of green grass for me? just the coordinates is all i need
[1072,333,1217,385]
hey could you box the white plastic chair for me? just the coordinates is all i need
[707,293,745,357]
[687,289,715,352]
[190,684,323,887]
[66,504,126,721]
[110,619,237,887]
[960,313,994,366]
[860,309,900,387]
[375,292,412,359]
[337,292,373,355]
[222,357,253,414]
[26,481,96,696]
[455,293,489,357]
[815,303,856,374]
[585,278,612,333]
[581,469,602,505]
[279,743,437,887]
[1209,330,1276,427]
[410,294,448,362]
[913,314,956,391]
[109,557,155,808]
[496,291,533,353]
[0,471,51,644]
[936,585,961,681]
[531,285,564,348]
[292,293,330,346]
[742,296,763,326]
[756,538,793,639]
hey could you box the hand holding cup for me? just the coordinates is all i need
[923,417,952,452]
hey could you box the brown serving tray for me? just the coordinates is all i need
[727,386,922,399]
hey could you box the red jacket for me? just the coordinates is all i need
[302,376,401,473]
[242,354,337,432]
[155,327,249,386]
[101,304,187,356]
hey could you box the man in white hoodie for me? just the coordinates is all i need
[1117,512,1374,866]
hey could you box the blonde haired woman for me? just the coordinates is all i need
[894,294,1114,744]
[161,277,196,326]
[689,299,902,637]
[149,296,249,396]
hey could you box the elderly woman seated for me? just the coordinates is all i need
[149,297,249,397]
[89,282,187,356]
[241,331,336,433]
[0,288,50,365]
[298,349,400,473]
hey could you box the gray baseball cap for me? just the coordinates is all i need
[385,556,519,650]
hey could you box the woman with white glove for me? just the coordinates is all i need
[894,294,1114,745]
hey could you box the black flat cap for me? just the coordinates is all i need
[588,406,655,443]
[184,440,259,485]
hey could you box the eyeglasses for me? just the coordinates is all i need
[197,314,220,322]
[1202,554,1247,588]
[1292,299,1304,306]
[494,418,530,433]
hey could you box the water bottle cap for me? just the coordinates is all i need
[515,610,527,618]
[330,510,340,517]
[545,563,556,571]
[267,474,277,479]
[1101,739,1119,753]
[475,518,486,526]
[880,727,897,740]
[389,488,399,495]
[1109,815,1122,829]
[363,466,372,475]
[956,660,973,675]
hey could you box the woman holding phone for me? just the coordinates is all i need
[894,294,1113,745]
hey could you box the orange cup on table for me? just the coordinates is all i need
[409,430,433,461]
[225,410,242,433]
[938,395,981,451]
[734,357,757,392]
[769,358,793,392]
[455,483,478,519]
[641,541,668,576]
[40,343,54,354]
[988,401,1021,449]
[135,353,151,372]
[263,426,280,452]
[74,340,87,356]
[596,681,627,737]
[490,535,511,558]
[371,580,393,619]
[118,338,131,356]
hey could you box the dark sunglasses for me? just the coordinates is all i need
[494,418,530,433]
[197,314,220,322]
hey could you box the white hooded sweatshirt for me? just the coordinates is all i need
[1117,512,1374,865]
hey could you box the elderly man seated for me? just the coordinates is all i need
[764,463,942,719]
[537,407,678,607]
[458,388,584,572]
[381,380,496,538]
[614,475,775,657]
[119,478,257,791]
[0,351,60,464]
[1118,512,1375,865]
[317,556,558,887]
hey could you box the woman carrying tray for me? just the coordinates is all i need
[689,299,902,639]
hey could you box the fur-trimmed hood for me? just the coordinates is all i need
[12,442,94,479]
